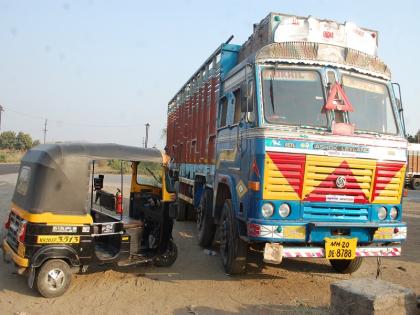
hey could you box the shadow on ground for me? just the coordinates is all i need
[173,304,329,315]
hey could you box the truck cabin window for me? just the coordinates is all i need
[137,161,162,188]
[262,69,326,128]
[342,75,398,135]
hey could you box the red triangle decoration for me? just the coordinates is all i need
[305,161,368,203]
[324,83,354,112]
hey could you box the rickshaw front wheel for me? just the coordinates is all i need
[35,259,72,298]
[153,240,178,267]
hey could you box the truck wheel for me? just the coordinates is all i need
[219,199,248,275]
[176,200,187,221]
[412,178,420,190]
[153,240,178,267]
[329,257,363,274]
[197,189,216,247]
[35,259,72,298]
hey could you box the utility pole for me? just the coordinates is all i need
[0,105,4,131]
[42,119,48,144]
[145,123,150,148]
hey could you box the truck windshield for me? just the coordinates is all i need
[262,68,326,128]
[343,75,398,135]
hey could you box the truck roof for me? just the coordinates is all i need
[238,12,379,63]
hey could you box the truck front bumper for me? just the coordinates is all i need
[246,220,407,243]
[277,245,401,258]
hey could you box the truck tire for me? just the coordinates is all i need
[35,259,72,298]
[329,257,363,274]
[219,199,248,275]
[412,178,420,190]
[176,199,187,221]
[197,189,216,247]
[174,182,187,221]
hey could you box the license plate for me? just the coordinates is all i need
[325,237,357,260]
[37,235,80,244]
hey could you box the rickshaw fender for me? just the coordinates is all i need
[31,245,80,269]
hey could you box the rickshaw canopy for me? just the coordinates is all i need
[12,143,163,216]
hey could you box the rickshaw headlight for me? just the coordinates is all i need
[377,207,387,220]
[261,203,274,218]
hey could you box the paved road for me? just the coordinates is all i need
[406,189,420,202]
[0,164,19,175]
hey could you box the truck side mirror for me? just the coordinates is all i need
[240,80,254,113]
[240,82,249,113]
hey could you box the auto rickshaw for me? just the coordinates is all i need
[1,143,177,298]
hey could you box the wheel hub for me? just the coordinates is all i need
[47,269,65,290]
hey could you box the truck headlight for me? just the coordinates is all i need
[261,203,274,218]
[377,206,387,220]
[390,207,398,220]
[279,203,291,218]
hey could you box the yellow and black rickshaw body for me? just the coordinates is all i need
[2,143,176,298]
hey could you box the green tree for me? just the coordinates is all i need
[407,129,420,143]
[0,131,17,149]
[15,132,33,150]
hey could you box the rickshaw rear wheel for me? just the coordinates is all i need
[35,259,72,298]
[153,240,178,267]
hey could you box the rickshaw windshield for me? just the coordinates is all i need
[137,161,162,188]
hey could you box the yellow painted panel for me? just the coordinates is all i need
[283,226,306,239]
[11,203,93,225]
[263,154,300,200]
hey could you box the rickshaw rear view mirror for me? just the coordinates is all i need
[165,170,176,193]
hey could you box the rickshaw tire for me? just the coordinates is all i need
[35,259,72,298]
[153,240,178,267]
[329,257,363,274]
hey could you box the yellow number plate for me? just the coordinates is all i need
[37,235,80,244]
[325,238,357,260]
[374,227,393,240]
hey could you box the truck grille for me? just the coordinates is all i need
[303,204,369,221]
[263,152,306,200]
[372,162,405,204]
[6,211,24,251]
[303,155,376,204]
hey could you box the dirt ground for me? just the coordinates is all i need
[0,174,419,315]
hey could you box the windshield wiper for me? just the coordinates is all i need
[269,67,277,112]
[353,130,382,136]
[299,125,326,131]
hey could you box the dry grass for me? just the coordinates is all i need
[0,150,25,163]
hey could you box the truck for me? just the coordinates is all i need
[166,12,408,275]
[406,143,420,189]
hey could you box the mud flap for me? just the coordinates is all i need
[263,243,283,264]
[27,267,35,289]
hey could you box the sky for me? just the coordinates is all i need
[0,0,419,148]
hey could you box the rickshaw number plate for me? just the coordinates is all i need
[37,235,80,244]
[325,238,357,260]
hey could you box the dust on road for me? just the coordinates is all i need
[0,174,419,315]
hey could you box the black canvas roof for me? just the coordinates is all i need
[12,143,163,216]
